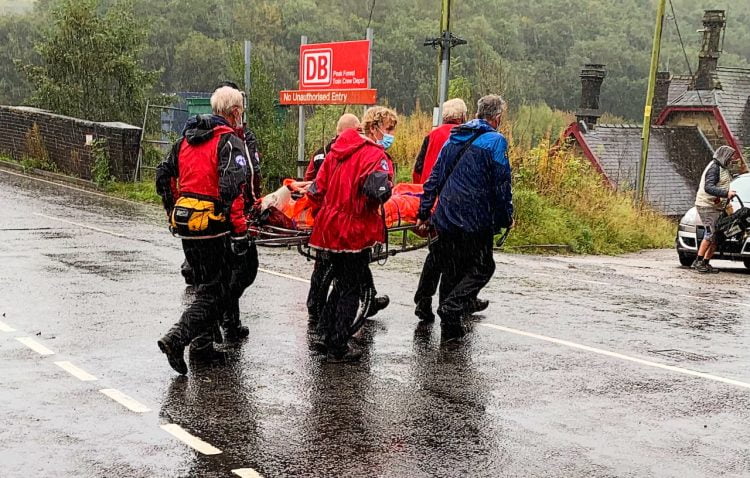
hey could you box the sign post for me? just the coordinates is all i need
[297,36,308,180]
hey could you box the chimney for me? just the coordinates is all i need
[693,10,725,90]
[652,71,671,124]
[576,64,606,128]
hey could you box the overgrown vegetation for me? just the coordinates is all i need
[106,180,160,204]
[21,122,57,172]
[90,138,112,187]
[506,143,674,254]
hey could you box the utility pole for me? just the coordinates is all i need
[637,0,667,202]
[297,36,307,180]
[424,0,466,126]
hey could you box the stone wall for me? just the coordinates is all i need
[0,105,141,181]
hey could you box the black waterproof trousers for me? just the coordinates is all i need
[307,255,333,322]
[321,250,371,355]
[165,237,232,349]
[414,240,441,314]
[433,231,495,323]
[224,243,259,330]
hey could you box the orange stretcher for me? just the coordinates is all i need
[248,180,430,261]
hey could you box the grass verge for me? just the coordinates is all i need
[105,180,161,204]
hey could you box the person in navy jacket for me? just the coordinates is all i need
[417,94,513,339]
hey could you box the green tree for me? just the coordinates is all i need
[0,14,38,104]
[23,0,158,123]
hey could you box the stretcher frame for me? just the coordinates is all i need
[248,223,431,262]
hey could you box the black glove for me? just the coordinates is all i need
[230,234,250,256]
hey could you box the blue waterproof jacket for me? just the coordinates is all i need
[418,119,513,235]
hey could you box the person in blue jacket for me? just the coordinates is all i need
[416,94,513,339]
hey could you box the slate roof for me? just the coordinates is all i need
[663,67,750,149]
[578,124,714,216]
[668,75,691,102]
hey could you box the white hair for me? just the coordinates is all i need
[476,94,506,121]
[210,86,243,116]
[442,98,467,123]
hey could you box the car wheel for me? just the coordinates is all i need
[744,259,750,270]
[678,251,696,267]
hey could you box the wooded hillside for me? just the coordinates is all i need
[1,0,749,120]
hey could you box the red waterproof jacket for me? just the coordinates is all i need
[308,128,394,252]
[155,116,249,235]
[412,122,459,184]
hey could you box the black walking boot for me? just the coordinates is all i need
[366,295,390,318]
[326,344,363,363]
[467,298,489,314]
[415,299,435,322]
[158,336,188,375]
[223,325,250,343]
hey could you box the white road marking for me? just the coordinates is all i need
[160,424,222,455]
[54,361,97,381]
[480,323,750,390]
[33,213,127,238]
[16,337,54,355]
[99,388,151,413]
[258,267,310,284]
[0,320,16,332]
[232,468,264,478]
[0,167,143,206]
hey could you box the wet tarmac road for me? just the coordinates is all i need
[1,167,750,477]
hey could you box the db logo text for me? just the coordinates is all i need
[302,48,332,88]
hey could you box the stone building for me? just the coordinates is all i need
[563,10,750,217]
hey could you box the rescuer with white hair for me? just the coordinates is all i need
[412,98,468,184]
[155,85,252,375]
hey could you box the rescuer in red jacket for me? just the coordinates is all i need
[155,86,250,375]
[411,99,477,322]
[307,106,398,362]
[412,98,467,184]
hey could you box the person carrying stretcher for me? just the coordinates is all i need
[306,106,398,362]
[304,114,390,326]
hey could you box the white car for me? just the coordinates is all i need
[675,173,750,268]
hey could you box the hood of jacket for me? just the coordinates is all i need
[714,145,736,168]
[183,114,233,145]
[328,127,382,163]
[448,118,498,143]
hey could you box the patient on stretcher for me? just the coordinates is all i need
[251,179,424,231]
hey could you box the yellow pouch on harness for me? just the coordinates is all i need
[170,196,225,233]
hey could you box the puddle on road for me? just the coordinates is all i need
[44,250,172,280]
[37,230,75,240]
[653,311,741,335]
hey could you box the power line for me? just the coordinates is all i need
[668,0,722,143]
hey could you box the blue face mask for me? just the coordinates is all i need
[378,131,395,150]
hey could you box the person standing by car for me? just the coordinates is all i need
[155,86,250,375]
[693,145,739,273]
[307,106,397,362]
[416,95,513,339]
